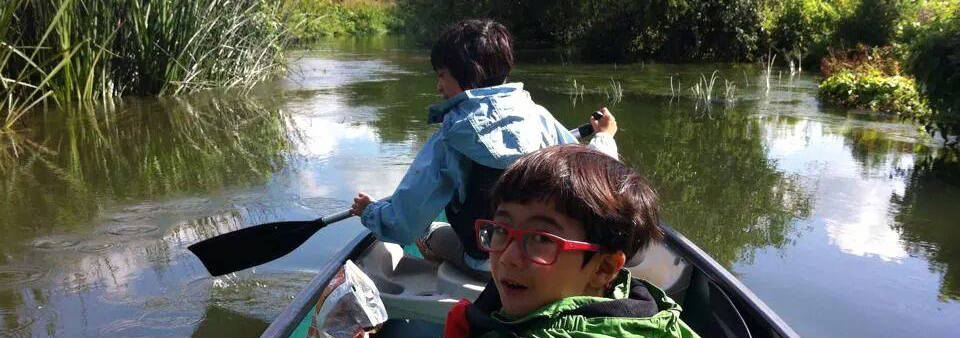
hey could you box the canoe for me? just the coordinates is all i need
[261,223,799,338]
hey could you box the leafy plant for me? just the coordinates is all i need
[819,68,929,120]
[908,12,960,148]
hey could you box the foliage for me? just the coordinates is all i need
[820,45,902,77]
[907,8,960,148]
[819,69,929,120]
[395,0,764,63]
[766,0,847,66]
[1,0,290,129]
[284,0,398,42]
[835,0,905,48]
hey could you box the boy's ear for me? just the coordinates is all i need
[588,252,626,289]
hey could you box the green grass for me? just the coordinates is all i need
[1,0,291,129]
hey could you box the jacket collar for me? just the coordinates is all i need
[466,269,675,334]
[426,83,525,124]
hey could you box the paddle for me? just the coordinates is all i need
[188,111,607,276]
[188,209,354,276]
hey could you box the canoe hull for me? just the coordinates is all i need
[263,224,798,338]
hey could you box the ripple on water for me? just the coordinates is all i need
[0,266,44,289]
[106,225,159,236]
[76,242,120,253]
[30,237,79,250]
[0,307,37,338]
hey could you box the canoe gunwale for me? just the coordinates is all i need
[261,229,376,338]
[262,225,798,338]
[659,223,800,338]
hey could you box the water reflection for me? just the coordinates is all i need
[625,102,814,267]
[0,95,292,235]
[891,156,960,300]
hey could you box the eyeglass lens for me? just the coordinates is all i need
[479,223,558,264]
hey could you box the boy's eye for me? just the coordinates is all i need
[531,234,554,244]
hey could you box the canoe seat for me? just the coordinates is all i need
[628,241,694,302]
[356,241,485,324]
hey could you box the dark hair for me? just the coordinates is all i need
[430,19,514,89]
[490,145,662,260]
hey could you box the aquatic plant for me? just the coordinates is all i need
[1,0,290,129]
[723,79,737,105]
[763,53,777,93]
[690,71,719,105]
[603,79,623,107]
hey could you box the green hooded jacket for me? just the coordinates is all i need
[468,269,700,338]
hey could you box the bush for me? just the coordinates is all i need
[819,69,929,120]
[285,0,398,41]
[767,0,846,67]
[820,45,901,77]
[835,0,905,48]
[908,12,960,147]
[394,0,764,63]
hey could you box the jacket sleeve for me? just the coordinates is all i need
[588,132,619,160]
[360,132,465,245]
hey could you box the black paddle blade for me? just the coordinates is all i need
[188,220,324,276]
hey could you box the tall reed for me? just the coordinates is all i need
[1,0,290,129]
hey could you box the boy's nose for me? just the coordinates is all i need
[497,239,525,267]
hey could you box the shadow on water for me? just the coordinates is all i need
[520,72,816,268]
[191,305,268,338]
[890,153,960,301]
[629,102,814,267]
[0,95,293,244]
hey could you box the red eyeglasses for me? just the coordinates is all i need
[474,219,607,265]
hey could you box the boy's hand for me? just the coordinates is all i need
[590,107,617,137]
[351,193,373,216]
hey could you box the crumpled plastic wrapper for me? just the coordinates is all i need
[308,260,388,338]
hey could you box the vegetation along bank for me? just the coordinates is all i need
[2,0,958,150]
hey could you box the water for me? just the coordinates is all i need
[1,37,958,337]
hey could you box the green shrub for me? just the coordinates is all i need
[820,45,901,77]
[908,12,960,147]
[394,0,764,63]
[819,69,929,120]
[835,0,905,48]
[767,0,846,67]
[285,0,398,41]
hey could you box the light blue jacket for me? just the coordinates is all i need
[360,83,617,250]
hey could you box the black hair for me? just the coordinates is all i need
[491,145,663,262]
[430,19,514,89]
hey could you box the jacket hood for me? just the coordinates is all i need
[426,83,576,169]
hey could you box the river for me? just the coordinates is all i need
[1,37,958,337]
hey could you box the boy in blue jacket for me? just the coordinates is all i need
[350,19,617,277]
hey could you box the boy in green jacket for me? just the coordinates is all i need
[443,144,700,338]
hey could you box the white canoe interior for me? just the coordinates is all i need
[355,240,692,324]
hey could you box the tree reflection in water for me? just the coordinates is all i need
[0,95,292,241]
[891,153,960,301]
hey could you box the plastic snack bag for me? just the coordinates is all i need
[308,260,388,338]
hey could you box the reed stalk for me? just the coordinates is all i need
[1,0,291,130]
